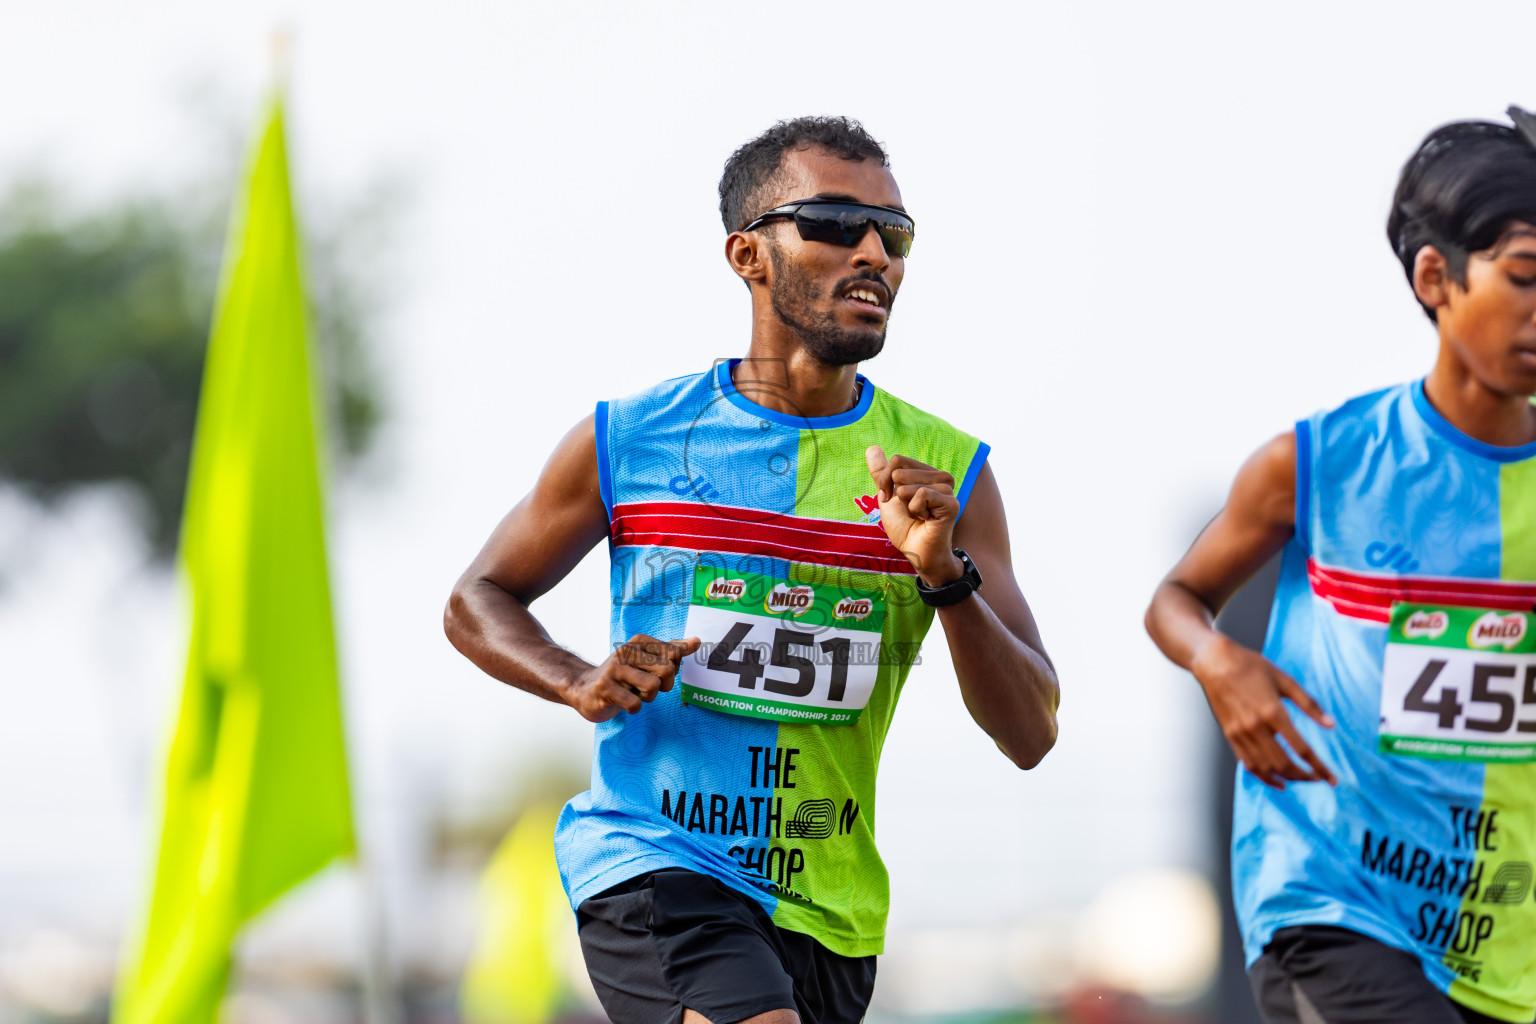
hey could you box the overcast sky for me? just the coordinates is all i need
[3,0,1534,1008]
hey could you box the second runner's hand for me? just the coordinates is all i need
[1192,632,1337,790]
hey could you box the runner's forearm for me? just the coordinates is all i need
[1144,578,1224,671]
[444,578,594,706]
[939,594,1059,769]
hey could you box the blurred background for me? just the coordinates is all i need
[1,2,1531,1022]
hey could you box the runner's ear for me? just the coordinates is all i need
[1411,244,1453,312]
[725,230,769,287]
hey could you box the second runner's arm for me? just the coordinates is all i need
[443,415,700,723]
[1143,431,1337,789]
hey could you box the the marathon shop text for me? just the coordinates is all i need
[1358,805,1533,982]
[659,745,860,905]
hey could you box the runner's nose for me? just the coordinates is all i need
[850,222,890,274]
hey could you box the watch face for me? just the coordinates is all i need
[957,549,981,588]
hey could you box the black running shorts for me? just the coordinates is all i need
[1250,925,1527,1024]
[575,868,876,1024]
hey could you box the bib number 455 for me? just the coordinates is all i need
[1380,604,1536,761]
[1401,660,1536,734]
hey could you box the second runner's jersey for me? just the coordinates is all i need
[1241,380,1536,1022]
[553,360,988,957]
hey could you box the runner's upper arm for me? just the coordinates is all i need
[1164,430,1298,613]
[456,413,611,605]
[953,461,1051,665]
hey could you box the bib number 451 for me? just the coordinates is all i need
[707,622,852,701]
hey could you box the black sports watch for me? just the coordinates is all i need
[915,548,983,607]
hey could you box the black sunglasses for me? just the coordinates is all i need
[742,199,915,258]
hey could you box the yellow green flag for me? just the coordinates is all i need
[460,803,571,1024]
[115,96,354,1024]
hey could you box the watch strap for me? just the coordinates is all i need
[915,548,983,607]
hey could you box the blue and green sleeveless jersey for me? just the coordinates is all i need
[553,360,988,957]
[1243,380,1536,1022]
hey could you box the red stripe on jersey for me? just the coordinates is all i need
[611,501,916,576]
[1307,558,1536,623]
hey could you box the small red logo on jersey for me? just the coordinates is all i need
[854,494,880,515]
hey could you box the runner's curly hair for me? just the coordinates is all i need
[1388,116,1536,322]
[719,117,888,233]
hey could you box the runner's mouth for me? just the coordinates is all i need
[839,281,889,314]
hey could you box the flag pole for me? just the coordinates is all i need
[265,30,397,1024]
[271,27,292,87]
[357,838,399,1024]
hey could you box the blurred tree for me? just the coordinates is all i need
[0,171,389,558]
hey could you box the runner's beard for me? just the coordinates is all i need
[767,241,887,366]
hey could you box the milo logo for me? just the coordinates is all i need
[765,583,815,617]
[706,578,746,602]
[834,597,873,621]
[1402,610,1449,640]
[1469,611,1527,649]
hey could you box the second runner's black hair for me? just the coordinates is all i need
[1388,113,1536,322]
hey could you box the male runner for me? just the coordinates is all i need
[1145,108,1536,1024]
[444,117,1059,1024]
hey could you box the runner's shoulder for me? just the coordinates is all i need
[862,382,984,462]
[1311,381,1414,447]
[1233,384,1410,528]
[1249,383,1412,485]
[866,382,971,434]
[601,367,716,418]
[1228,431,1297,532]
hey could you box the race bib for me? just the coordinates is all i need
[680,566,886,726]
[1379,603,1536,762]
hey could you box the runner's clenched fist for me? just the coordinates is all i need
[865,445,964,585]
[564,634,701,722]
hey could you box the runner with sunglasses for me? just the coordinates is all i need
[445,116,1059,1024]
[1146,108,1536,1024]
